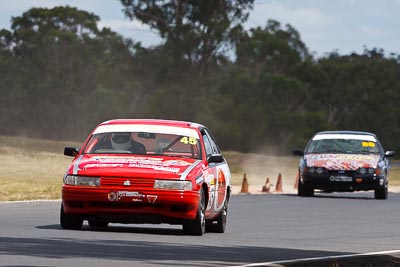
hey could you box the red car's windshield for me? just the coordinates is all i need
[83,131,202,159]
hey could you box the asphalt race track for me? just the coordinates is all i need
[1,192,400,266]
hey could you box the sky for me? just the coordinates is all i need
[0,0,399,58]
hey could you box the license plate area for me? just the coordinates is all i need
[329,176,352,182]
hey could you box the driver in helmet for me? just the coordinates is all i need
[111,132,146,154]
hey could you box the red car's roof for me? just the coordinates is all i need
[99,119,205,129]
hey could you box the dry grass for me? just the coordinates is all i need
[0,135,399,201]
[0,136,81,201]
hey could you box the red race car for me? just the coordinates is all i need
[61,119,231,235]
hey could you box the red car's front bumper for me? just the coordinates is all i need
[62,186,200,224]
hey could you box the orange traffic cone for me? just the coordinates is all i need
[275,173,283,193]
[294,172,299,189]
[262,177,271,193]
[240,173,249,193]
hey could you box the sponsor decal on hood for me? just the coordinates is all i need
[305,154,380,170]
[72,155,194,175]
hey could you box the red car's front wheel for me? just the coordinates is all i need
[60,203,83,230]
[182,188,205,236]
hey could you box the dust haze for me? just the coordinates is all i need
[225,148,300,194]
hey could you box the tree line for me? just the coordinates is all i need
[1,3,399,154]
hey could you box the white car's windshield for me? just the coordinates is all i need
[83,126,202,159]
[306,138,382,154]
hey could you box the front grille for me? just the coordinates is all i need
[89,201,164,209]
[101,177,155,188]
[66,201,84,208]
[88,202,189,213]
[327,170,356,175]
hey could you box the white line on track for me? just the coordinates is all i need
[0,199,61,204]
[229,250,400,267]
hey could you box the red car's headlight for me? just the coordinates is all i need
[64,175,100,186]
[153,180,193,190]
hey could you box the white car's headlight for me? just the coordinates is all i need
[153,180,193,190]
[358,168,375,175]
[64,175,100,186]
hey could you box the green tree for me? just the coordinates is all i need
[4,6,141,139]
[120,0,254,72]
[0,29,19,134]
[316,49,400,150]
[215,20,317,151]
[235,20,310,78]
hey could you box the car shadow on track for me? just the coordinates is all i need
[283,193,373,200]
[3,233,400,266]
[282,192,400,200]
[36,224,185,235]
[0,235,352,266]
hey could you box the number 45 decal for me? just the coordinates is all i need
[180,136,197,145]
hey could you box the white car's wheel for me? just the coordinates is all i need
[375,185,388,200]
[298,181,314,197]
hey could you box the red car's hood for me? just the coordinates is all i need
[69,154,198,178]
[305,154,380,170]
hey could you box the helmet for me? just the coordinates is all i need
[111,132,131,150]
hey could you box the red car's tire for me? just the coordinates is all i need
[60,203,83,230]
[183,188,205,236]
